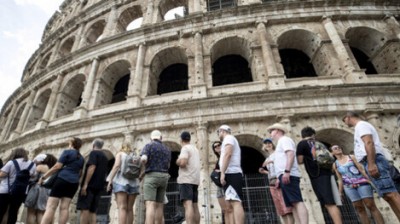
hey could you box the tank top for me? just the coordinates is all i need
[335,156,369,185]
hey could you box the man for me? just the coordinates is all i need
[176,131,201,224]
[140,130,171,224]
[296,127,342,224]
[267,123,309,224]
[217,124,245,224]
[77,138,108,224]
[343,111,400,221]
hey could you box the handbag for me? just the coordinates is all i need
[210,170,222,187]
[42,171,59,189]
[25,184,39,207]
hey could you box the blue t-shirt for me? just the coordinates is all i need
[141,140,171,173]
[58,149,84,183]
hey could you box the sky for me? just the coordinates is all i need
[0,0,63,111]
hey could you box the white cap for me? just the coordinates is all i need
[218,125,232,133]
[34,154,47,162]
[150,130,162,140]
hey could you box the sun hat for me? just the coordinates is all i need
[218,125,231,133]
[266,123,287,134]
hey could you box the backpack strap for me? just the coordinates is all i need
[27,162,34,171]
[12,160,21,172]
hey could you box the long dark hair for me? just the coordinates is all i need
[212,141,222,158]
[7,148,28,162]
[69,137,83,150]
[43,154,57,168]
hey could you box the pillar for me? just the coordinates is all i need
[143,1,154,24]
[48,38,62,64]
[73,22,87,51]
[384,15,400,40]
[103,6,118,38]
[127,44,146,106]
[0,104,17,141]
[80,57,100,110]
[192,32,208,98]
[11,89,37,137]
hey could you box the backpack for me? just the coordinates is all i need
[9,160,34,195]
[308,139,335,170]
[121,153,141,180]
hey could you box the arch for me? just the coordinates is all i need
[117,5,143,32]
[86,20,106,44]
[25,89,51,130]
[277,29,320,78]
[315,128,354,154]
[39,53,52,69]
[158,0,188,21]
[94,60,132,107]
[7,103,26,138]
[149,47,188,95]
[54,74,85,118]
[164,6,185,21]
[345,26,394,75]
[59,36,75,57]
[210,36,253,86]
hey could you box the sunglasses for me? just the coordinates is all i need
[213,144,221,148]
[331,146,341,150]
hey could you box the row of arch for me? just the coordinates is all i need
[3,25,399,140]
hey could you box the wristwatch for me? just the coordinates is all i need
[284,169,290,173]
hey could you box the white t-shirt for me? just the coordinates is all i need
[265,152,277,180]
[354,120,384,162]
[273,136,301,177]
[177,144,200,185]
[0,158,36,194]
[219,135,243,174]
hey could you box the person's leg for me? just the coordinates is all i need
[0,194,9,223]
[6,194,24,224]
[193,203,200,224]
[281,213,295,224]
[383,191,400,221]
[126,194,137,224]
[229,201,244,224]
[292,202,308,224]
[324,204,342,224]
[154,202,164,224]
[26,207,36,224]
[116,192,128,224]
[145,201,157,224]
[37,210,45,224]
[40,197,59,224]
[58,197,72,224]
[351,200,369,224]
[79,210,91,224]
[89,213,96,224]
[362,198,384,224]
[183,200,194,224]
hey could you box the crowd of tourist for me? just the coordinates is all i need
[0,110,400,224]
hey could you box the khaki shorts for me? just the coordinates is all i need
[143,172,170,203]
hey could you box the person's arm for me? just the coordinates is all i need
[282,150,295,184]
[0,170,7,178]
[220,144,233,186]
[38,162,63,185]
[350,155,370,180]
[361,134,379,178]
[81,165,96,196]
[176,148,189,168]
[296,143,305,164]
[332,162,344,200]
[106,152,122,192]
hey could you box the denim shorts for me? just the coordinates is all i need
[278,175,303,207]
[344,184,374,202]
[361,154,397,197]
[112,182,139,195]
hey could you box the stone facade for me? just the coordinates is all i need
[1,0,400,223]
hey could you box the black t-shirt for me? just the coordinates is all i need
[82,150,108,190]
[296,139,331,178]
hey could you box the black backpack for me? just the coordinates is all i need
[8,160,34,195]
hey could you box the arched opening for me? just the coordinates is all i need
[279,49,317,78]
[94,60,131,107]
[55,74,85,118]
[117,6,143,32]
[164,6,185,21]
[149,47,188,96]
[111,74,129,103]
[158,0,188,22]
[39,53,52,69]
[86,20,106,44]
[207,0,237,11]
[6,103,26,139]
[157,64,188,95]
[25,89,51,130]
[350,47,378,75]
[212,55,253,86]
[59,37,75,57]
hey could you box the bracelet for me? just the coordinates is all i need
[284,169,290,173]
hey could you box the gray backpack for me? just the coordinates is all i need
[122,153,141,179]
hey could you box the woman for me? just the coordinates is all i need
[258,138,294,224]
[0,148,36,224]
[26,153,57,224]
[38,137,84,224]
[106,143,140,224]
[332,145,384,224]
[211,141,234,224]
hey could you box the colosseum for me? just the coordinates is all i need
[1,0,400,223]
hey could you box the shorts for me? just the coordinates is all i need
[223,173,243,202]
[344,184,374,202]
[76,189,101,213]
[269,186,293,216]
[278,175,304,207]
[50,178,79,199]
[361,154,397,197]
[112,182,140,195]
[179,184,198,203]
[216,187,224,198]
[143,172,170,203]
[310,175,336,205]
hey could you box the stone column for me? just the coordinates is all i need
[384,15,400,39]
[73,22,87,51]
[103,6,118,38]
[196,122,211,224]
[192,32,208,98]
[143,1,154,24]
[80,57,100,110]
[11,90,37,137]
[127,44,146,106]
[48,38,62,64]
[36,74,64,128]
[0,104,17,141]
[322,17,362,82]
[192,0,202,13]
[256,22,285,89]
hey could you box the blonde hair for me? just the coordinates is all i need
[120,143,132,153]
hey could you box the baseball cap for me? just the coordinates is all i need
[180,131,191,141]
[218,125,231,133]
[263,138,273,143]
[150,130,162,140]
